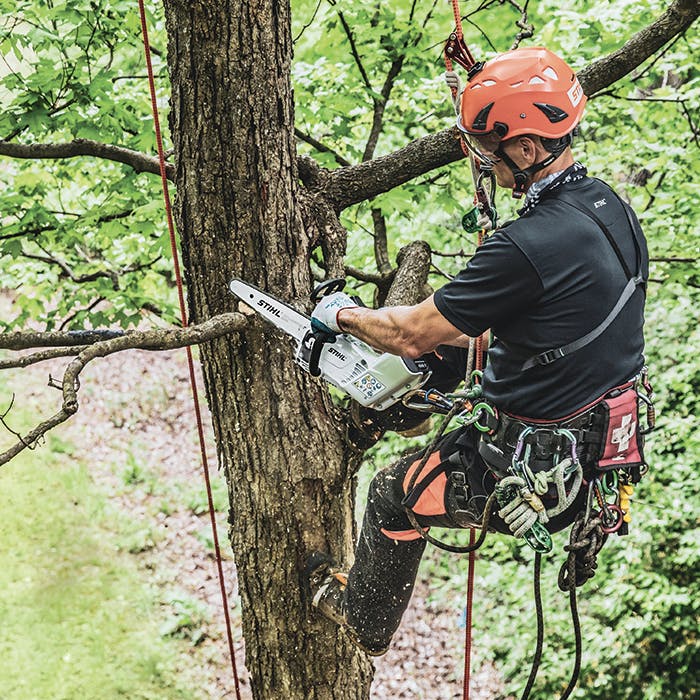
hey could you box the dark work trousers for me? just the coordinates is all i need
[344,425,585,652]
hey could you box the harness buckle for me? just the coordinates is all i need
[536,348,566,366]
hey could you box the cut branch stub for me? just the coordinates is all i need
[384,240,432,307]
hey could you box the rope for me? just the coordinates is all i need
[136,4,242,697]
[463,274,485,700]
[520,553,544,700]
[450,0,464,40]
[556,512,606,700]
[462,527,477,700]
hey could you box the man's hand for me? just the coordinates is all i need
[311,292,358,335]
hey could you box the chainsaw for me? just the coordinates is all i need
[228,278,432,411]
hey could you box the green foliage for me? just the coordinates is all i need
[0,1,178,330]
[1,0,698,697]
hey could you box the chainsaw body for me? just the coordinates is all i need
[229,279,431,411]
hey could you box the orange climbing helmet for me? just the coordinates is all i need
[456,47,587,197]
[458,46,587,140]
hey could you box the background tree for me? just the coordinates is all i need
[0,1,698,699]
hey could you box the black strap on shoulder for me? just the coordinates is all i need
[594,178,647,277]
[521,189,645,371]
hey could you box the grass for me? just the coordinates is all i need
[0,425,201,699]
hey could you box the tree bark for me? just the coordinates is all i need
[161,1,371,698]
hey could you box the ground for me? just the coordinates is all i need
[6,332,509,699]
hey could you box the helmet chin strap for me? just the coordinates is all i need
[496,133,573,199]
[496,149,563,198]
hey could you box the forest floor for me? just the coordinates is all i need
[5,330,509,699]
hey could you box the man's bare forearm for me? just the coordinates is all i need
[443,334,474,348]
[336,296,465,358]
[337,306,427,357]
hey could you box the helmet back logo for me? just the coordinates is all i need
[567,79,584,107]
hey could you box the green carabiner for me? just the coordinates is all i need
[601,470,619,496]
[472,401,496,433]
[470,370,483,385]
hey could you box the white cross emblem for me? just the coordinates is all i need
[611,413,636,452]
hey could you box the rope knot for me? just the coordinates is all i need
[558,511,607,591]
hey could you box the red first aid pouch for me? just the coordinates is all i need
[596,386,645,470]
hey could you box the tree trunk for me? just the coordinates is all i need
[162,1,372,698]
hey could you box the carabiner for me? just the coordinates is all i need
[513,426,535,463]
[469,370,483,386]
[554,428,579,467]
[601,470,619,496]
[472,401,496,433]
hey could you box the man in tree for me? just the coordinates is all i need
[306,47,649,656]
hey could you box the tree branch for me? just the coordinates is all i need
[363,56,405,162]
[58,297,106,331]
[0,346,85,370]
[1,328,126,350]
[344,264,394,287]
[577,0,699,97]
[384,240,432,307]
[0,210,134,242]
[325,128,463,210]
[506,0,534,50]
[371,208,392,276]
[294,128,352,167]
[20,242,162,289]
[0,138,174,180]
[0,312,248,466]
[335,8,373,93]
[322,0,700,211]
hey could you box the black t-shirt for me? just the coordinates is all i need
[434,175,648,419]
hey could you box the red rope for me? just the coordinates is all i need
[463,528,477,700]
[136,4,242,697]
[462,337,481,700]
[460,216,488,700]
[451,0,464,40]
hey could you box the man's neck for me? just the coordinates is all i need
[529,149,575,184]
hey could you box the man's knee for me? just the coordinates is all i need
[367,466,405,511]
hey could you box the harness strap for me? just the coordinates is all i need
[521,274,644,370]
[521,191,646,371]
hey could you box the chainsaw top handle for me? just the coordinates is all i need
[311,277,346,303]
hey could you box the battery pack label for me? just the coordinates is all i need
[353,373,385,400]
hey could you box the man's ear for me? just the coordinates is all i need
[517,136,540,166]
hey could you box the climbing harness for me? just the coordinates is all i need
[136,4,242,697]
[402,366,655,700]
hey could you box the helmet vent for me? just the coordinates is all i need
[533,102,569,123]
[482,79,497,86]
[510,80,524,88]
[472,102,494,131]
[529,76,545,85]
[543,66,559,80]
